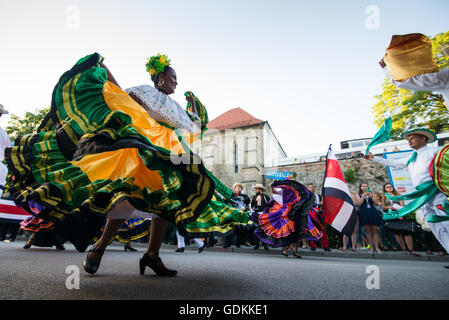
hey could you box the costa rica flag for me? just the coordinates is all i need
[322,146,357,236]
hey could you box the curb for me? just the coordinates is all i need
[145,243,449,262]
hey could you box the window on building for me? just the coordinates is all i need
[234,143,238,173]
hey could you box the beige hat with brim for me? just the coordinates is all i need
[253,184,266,190]
[233,183,244,189]
[401,128,437,144]
[0,104,9,114]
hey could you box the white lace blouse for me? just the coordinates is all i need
[125,85,200,134]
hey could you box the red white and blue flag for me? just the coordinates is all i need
[322,146,357,236]
[0,198,32,223]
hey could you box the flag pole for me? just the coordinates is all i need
[320,144,332,199]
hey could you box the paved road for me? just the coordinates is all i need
[1,240,448,300]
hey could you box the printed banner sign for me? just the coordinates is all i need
[383,150,415,195]
[265,170,294,180]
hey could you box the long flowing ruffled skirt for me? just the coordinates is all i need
[5,53,248,252]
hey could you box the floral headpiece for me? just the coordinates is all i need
[145,53,171,81]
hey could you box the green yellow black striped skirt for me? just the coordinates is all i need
[5,53,249,251]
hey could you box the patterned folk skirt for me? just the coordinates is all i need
[5,53,247,252]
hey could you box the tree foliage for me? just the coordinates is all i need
[6,106,50,141]
[372,31,449,137]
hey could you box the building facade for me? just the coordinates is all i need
[192,107,286,195]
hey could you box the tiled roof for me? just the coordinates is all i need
[207,107,264,131]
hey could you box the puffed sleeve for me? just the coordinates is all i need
[373,155,408,169]
[383,66,449,92]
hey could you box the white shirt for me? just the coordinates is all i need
[0,127,10,186]
[383,66,449,109]
[0,127,10,160]
[373,145,436,188]
[125,85,200,134]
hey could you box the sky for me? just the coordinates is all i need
[0,0,448,157]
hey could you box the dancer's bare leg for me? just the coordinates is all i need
[88,218,125,263]
[146,217,168,259]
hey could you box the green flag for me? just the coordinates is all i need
[365,117,392,155]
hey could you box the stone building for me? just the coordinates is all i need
[192,107,287,194]
[265,158,390,195]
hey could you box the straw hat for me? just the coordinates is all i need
[232,183,244,190]
[0,104,9,114]
[253,184,266,191]
[401,128,437,144]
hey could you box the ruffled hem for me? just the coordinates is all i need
[20,217,55,232]
[251,180,314,248]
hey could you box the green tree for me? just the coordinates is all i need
[344,168,356,184]
[3,106,49,195]
[372,31,449,137]
[6,106,50,141]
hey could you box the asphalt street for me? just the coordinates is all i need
[0,240,448,300]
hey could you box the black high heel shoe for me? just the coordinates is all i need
[23,242,32,249]
[139,253,177,276]
[82,246,105,274]
[292,251,302,259]
[175,247,184,252]
[124,244,137,252]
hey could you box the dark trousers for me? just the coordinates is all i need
[164,223,177,244]
[422,230,445,253]
[0,221,20,241]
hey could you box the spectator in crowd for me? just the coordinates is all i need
[251,184,270,250]
[354,183,383,253]
[372,192,398,251]
[222,183,250,248]
[381,183,420,256]
[0,221,20,242]
[341,185,360,252]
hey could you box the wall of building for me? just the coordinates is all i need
[197,125,264,195]
[262,123,287,168]
[265,157,390,195]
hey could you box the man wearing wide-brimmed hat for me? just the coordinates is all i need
[221,182,251,248]
[250,184,270,250]
[366,127,449,265]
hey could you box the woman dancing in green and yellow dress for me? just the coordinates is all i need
[5,53,248,276]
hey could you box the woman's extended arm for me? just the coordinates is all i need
[186,93,198,115]
[352,193,364,207]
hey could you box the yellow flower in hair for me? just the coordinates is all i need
[149,68,156,75]
[160,55,167,65]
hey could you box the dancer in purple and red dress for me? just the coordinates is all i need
[251,179,322,258]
